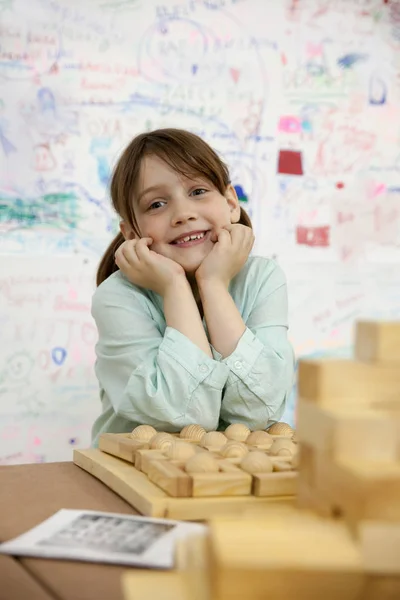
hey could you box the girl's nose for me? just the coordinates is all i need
[170,198,198,226]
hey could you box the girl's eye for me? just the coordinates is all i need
[190,188,207,196]
[148,200,166,210]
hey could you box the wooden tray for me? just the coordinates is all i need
[73,448,294,521]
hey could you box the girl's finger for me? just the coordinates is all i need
[115,245,133,271]
[229,226,244,245]
[135,238,152,261]
[120,240,139,265]
[217,228,232,246]
[139,237,153,246]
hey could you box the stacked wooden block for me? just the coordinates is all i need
[297,320,400,577]
[123,321,400,600]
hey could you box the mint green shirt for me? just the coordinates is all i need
[91,256,295,446]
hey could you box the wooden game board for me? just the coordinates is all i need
[73,431,297,520]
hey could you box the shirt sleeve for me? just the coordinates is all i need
[92,280,230,431]
[219,262,295,429]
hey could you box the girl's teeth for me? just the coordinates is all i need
[176,232,205,244]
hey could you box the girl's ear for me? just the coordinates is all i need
[119,221,137,240]
[224,184,241,224]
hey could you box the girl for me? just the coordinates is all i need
[91,128,295,446]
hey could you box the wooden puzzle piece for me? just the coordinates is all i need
[99,432,149,462]
[147,458,252,498]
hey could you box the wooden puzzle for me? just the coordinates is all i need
[73,422,297,520]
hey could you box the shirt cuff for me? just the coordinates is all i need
[159,326,229,388]
[222,327,264,384]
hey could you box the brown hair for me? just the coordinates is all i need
[96,128,252,286]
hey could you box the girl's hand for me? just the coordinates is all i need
[115,238,186,296]
[195,224,255,287]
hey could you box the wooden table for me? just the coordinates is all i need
[0,462,140,600]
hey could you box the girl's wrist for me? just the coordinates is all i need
[162,274,191,297]
[197,275,229,294]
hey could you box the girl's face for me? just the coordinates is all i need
[121,155,241,275]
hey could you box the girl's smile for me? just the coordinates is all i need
[170,229,210,248]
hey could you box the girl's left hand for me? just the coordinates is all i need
[195,224,255,287]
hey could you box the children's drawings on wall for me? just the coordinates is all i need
[0,257,99,463]
[0,0,399,462]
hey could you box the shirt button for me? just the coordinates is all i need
[199,365,208,373]
[234,360,242,370]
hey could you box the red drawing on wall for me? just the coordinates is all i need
[229,67,241,83]
[296,225,330,247]
[278,149,303,175]
[32,144,56,171]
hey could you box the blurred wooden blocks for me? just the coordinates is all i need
[358,522,400,574]
[296,320,400,579]
[297,398,399,462]
[122,572,187,600]
[122,513,400,600]
[361,576,400,600]
[355,321,400,363]
[298,358,400,406]
[317,457,400,523]
[207,511,364,600]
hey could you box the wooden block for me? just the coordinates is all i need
[99,433,148,463]
[355,321,400,364]
[122,572,189,600]
[296,474,335,518]
[316,456,400,523]
[253,471,297,496]
[191,468,251,498]
[296,444,337,517]
[208,512,364,600]
[298,443,316,487]
[176,533,211,600]
[134,449,166,473]
[147,460,193,497]
[122,534,212,600]
[358,521,400,574]
[298,358,400,406]
[361,575,400,600]
[297,398,399,462]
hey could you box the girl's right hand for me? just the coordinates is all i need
[115,238,186,296]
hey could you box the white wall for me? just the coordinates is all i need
[1,0,399,463]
